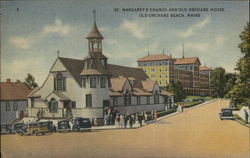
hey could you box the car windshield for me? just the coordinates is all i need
[14,124,24,128]
[59,121,69,125]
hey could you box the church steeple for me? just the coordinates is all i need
[86,10,103,54]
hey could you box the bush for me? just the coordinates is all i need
[157,109,177,118]
[184,101,204,108]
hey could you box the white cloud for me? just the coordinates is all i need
[42,18,73,36]
[179,17,210,38]
[120,19,145,39]
[9,37,33,49]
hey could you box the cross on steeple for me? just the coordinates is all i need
[57,50,60,57]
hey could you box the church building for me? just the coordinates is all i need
[27,12,174,125]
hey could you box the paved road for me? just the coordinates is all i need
[1,99,249,158]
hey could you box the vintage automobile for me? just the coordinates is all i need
[0,124,13,134]
[57,120,71,132]
[39,121,56,132]
[219,108,234,120]
[13,123,25,134]
[72,118,92,132]
[19,122,49,136]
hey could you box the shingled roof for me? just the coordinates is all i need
[199,66,211,71]
[108,64,149,88]
[0,79,33,101]
[59,57,84,86]
[86,22,103,39]
[175,57,201,65]
[137,54,174,62]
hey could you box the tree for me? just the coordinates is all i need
[224,73,237,97]
[165,81,186,102]
[25,73,38,89]
[228,23,250,107]
[211,67,226,98]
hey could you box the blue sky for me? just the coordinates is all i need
[1,0,249,85]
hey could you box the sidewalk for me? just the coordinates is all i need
[92,99,217,131]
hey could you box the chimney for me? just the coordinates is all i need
[6,78,11,83]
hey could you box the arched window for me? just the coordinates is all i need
[49,98,58,113]
[54,73,66,91]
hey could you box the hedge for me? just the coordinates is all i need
[147,109,177,120]
[184,101,204,108]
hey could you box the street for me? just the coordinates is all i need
[1,99,249,158]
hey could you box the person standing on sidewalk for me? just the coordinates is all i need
[244,109,249,124]
[120,114,124,128]
[154,110,157,121]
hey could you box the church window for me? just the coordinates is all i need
[90,77,96,88]
[100,77,106,88]
[49,98,58,113]
[54,73,66,91]
[86,94,92,107]
[82,78,87,88]
[124,90,131,106]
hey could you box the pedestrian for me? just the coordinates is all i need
[181,104,184,112]
[154,110,157,121]
[151,111,154,121]
[120,114,124,128]
[115,115,120,128]
[141,112,145,125]
[138,114,142,127]
[124,113,128,128]
[144,112,148,122]
[129,115,133,128]
[244,109,249,124]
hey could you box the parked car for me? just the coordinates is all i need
[13,123,25,134]
[72,118,92,132]
[19,122,50,136]
[39,121,56,132]
[57,120,71,132]
[219,108,234,120]
[0,124,13,134]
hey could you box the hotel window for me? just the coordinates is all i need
[151,74,155,78]
[137,96,141,105]
[82,78,87,88]
[90,77,96,88]
[147,96,150,104]
[49,98,58,113]
[54,73,66,91]
[13,101,18,111]
[6,102,10,111]
[86,94,92,107]
[151,68,155,72]
[100,77,106,88]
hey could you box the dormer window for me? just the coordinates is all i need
[54,73,66,91]
[87,59,93,69]
[101,59,107,68]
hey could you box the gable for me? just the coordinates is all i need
[122,79,132,92]
[50,58,67,72]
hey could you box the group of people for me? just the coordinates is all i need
[177,104,184,112]
[104,110,158,128]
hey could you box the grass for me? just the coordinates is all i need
[234,114,250,126]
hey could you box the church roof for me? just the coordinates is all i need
[86,22,103,39]
[175,57,201,65]
[59,57,84,86]
[137,54,174,62]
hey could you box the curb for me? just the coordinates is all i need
[92,99,218,130]
[234,118,250,128]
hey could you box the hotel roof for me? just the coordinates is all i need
[137,54,174,62]
[175,57,201,65]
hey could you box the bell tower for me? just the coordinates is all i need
[86,10,103,54]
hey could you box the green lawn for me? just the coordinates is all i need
[177,95,213,108]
